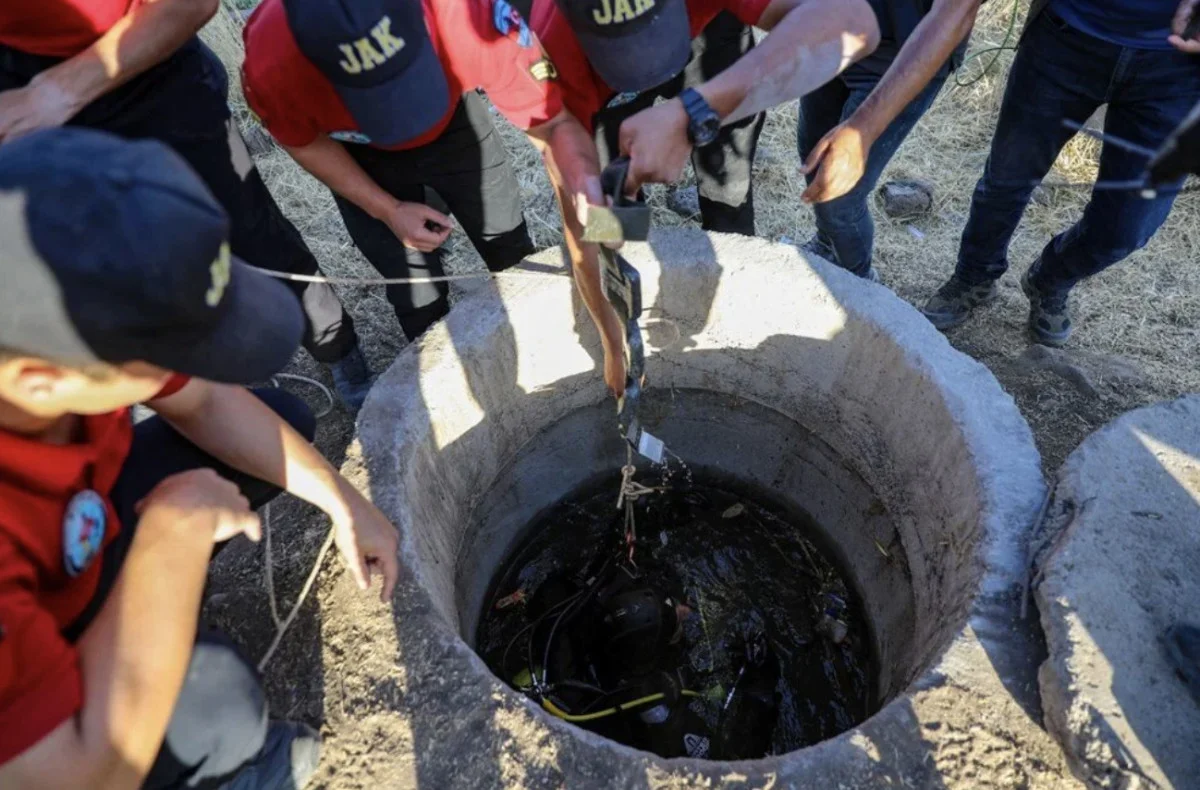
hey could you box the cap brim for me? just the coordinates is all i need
[574,7,691,93]
[335,38,452,147]
[149,257,304,384]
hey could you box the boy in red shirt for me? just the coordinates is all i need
[242,0,602,346]
[0,128,399,790]
[0,0,375,411]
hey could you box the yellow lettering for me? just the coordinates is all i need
[370,16,406,58]
[592,0,613,25]
[612,0,635,23]
[206,243,231,307]
[354,37,387,70]
[338,44,362,74]
[632,0,654,13]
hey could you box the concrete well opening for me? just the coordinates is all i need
[360,230,1046,786]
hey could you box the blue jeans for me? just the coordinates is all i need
[956,10,1200,293]
[797,66,947,276]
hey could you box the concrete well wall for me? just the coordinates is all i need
[358,230,1047,787]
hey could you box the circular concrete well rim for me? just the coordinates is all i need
[359,230,1045,787]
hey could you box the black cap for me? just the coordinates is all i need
[554,0,691,92]
[283,0,451,147]
[0,128,303,383]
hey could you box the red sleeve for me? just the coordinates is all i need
[464,2,564,130]
[241,4,324,148]
[0,545,83,765]
[151,374,191,401]
[685,0,769,33]
[528,2,608,130]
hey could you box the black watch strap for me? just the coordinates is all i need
[679,88,720,147]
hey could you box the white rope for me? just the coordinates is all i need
[263,502,282,629]
[248,263,571,287]
[254,375,337,667]
[270,373,335,419]
[258,525,337,672]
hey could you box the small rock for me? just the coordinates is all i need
[1017,345,1147,400]
[818,614,848,645]
[666,185,701,218]
[722,503,745,519]
[878,179,934,218]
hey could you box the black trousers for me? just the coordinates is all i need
[68,388,316,790]
[334,90,534,340]
[0,39,358,364]
[591,12,765,235]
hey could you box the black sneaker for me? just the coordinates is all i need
[921,275,999,330]
[1020,268,1072,346]
[328,342,375,413]
[222,721,321,790]
[1165,623,1200,707]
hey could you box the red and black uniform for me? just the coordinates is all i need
[0,379,315,785]
[243,0,563,339]
[531,0,772,235]
[0,1,358,365]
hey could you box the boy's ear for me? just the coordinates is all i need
[3,359,70,401]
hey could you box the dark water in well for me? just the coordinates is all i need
[475,467,877,758]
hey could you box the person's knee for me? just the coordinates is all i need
[252,387,317,442]
[813,195,869,231]
[150,634,268,787]
[478,223,535,272]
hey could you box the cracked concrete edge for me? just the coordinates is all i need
[357,230,1048,787]
[1034,395,1200,790]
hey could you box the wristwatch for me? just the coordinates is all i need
[679,88,720,147]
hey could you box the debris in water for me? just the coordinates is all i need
[873,539,891,559]
[476,472,875,757]
[494,588,526,609]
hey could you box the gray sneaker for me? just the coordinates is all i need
[222,721,321,790]
[921,275,999,330]
[1020,268,1072,346]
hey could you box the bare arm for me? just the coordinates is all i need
[150,381,399,599]
[0,472,258,790]
[840,0,977,146]
[801,0,980,203]
[527,111,628,395]
[618,0,879,190]
[283,135,452,253]
[0,0,219,142]
[700,0,880,124]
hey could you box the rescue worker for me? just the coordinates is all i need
[530,0,880,391]
[520,558,780,759]
[241,0,603,349]
[0,0,376,410]
[0,128,399,790]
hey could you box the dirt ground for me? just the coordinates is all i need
[200,1,1198,786]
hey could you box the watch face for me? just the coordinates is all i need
[694,117,721,146]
